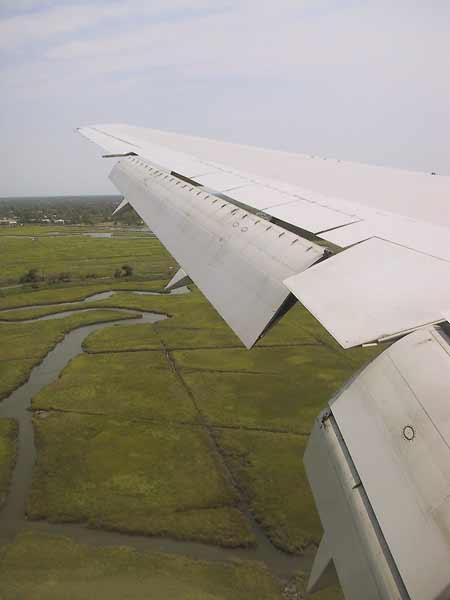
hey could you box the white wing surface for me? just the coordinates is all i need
[110,156,323,348]
[306,326,450,600]
[78,124,450,348]
[285,238,450,348]
[78,124,450,229]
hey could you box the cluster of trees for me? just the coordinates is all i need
[19,268,92,286]
[114,265,134,278]
[0,196,143,225]
[20,264,134,287]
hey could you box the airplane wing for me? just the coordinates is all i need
[79,124,450,349]
[78,123,450,600]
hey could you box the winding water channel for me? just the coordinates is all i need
[0,287,187,322]
[0,290,312,580]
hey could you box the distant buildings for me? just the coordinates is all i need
[0,195,139,226]
[0,215,65,226]
[29,217,65,224]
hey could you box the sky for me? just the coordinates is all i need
[1,0,449,196]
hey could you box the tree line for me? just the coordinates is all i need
[0,196,143,225]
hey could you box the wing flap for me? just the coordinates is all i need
[304,417,399,599]
[329,327,450,599]
[284,237,450,348]
[306,326,450,599]
[110,156,324,348]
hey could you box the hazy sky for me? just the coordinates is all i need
[1,0,449,196]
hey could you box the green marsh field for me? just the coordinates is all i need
[0,223,384,598]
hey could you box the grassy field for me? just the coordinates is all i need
[33,351,198,423]
[82,289,385,365]
[0,225,108,237]
[0,224,382,598]
[0,310,140,401]
[85,319,241,352]
[296,572,344,600]
[25,284,384,560]
[0,234,176,284]
[0,419,17,510]
[29,413,254,547]
[0,279,168,310]
[84,292,316,352]
[0,531,282,600]
[0,225,153,238]
[216,429,321,553]
[0,223,123,237]
[174,345,353,434]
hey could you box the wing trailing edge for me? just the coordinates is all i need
[110,156,324,348]
[284,237,450,348]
